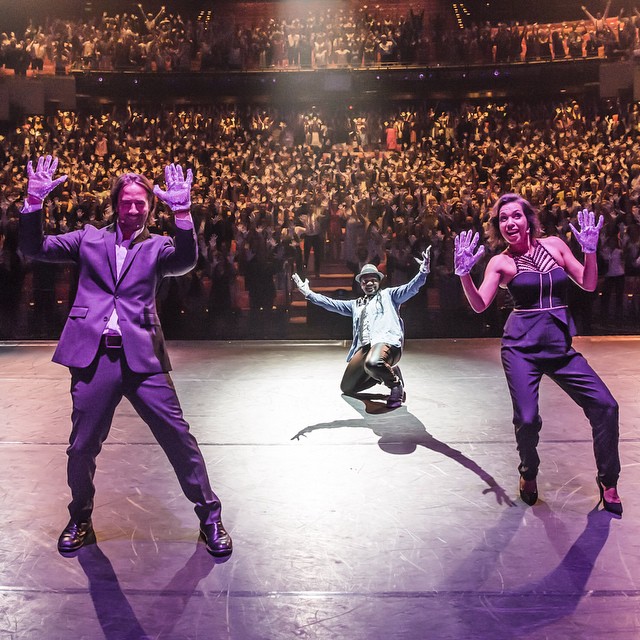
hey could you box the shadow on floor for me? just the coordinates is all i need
[292,392,515,506]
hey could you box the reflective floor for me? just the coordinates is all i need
[1,338,639,640]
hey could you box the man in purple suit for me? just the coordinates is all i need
[19,155,232,557]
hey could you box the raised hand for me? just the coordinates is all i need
[454,230,485,276]
[292,273,311,296]
[26,155,68,203]
[153,163,193,212]
[569,208,604,254]
[414,245,431,274]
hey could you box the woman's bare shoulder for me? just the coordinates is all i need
[538,235,570,260]
[538,235,568,250]
[487,251,512,270]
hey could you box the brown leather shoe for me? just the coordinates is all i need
[58,519,95,553]
[200,519,233,557]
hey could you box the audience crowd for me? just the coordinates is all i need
[2,95,640,339]
[2,2,640,75]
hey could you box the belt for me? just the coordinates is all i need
[512,305,568,313]
[102,333,123,349]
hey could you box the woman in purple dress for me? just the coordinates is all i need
[454,193,622,515]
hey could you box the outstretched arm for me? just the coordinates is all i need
[153,163,193,219]
[154,163,197,275]
[388,246,431,304]
[414,245,431,275]
[459,262,502,313]
[454,230,501,313]
[23,154,68,211]
[581,5,597,24]
[566,208,603,290]
[154,5,166,23]
[292,272,353,316]
[292,272,312,297]
[20,155,84,262]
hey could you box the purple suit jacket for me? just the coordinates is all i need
[19,210,197,373]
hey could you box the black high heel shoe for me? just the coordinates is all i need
[519,476,538,506]
[597,477,623,516]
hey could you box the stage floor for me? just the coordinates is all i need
[1,337,639,640]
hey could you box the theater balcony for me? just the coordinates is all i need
[70,57,619,106]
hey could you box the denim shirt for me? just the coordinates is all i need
[305,269,427,360]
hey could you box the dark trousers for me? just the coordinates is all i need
[501,345,620,486]
[340,343,402,395]
[67,343,221,524]
[303,234,323,277]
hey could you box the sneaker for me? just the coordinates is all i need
[387,382,404,408]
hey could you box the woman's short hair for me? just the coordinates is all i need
[488,193,540,249]
[110,172,156,221]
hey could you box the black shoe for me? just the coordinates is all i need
[387,381,405,409]
[519,477,538,506]
[57,519,95,553]
[597,477,623,516]
[200,519,233,557]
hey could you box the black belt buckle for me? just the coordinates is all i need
[104,334,123,349]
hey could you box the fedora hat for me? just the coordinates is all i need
[355,263,384,284]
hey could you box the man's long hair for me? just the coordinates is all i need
[109,172,156,224]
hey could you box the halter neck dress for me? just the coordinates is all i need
[502,242,576,352]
